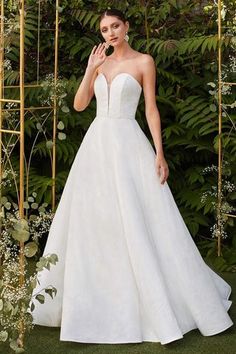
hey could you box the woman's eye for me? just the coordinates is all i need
[101,24,119,32]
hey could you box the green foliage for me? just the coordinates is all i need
[0,210,58,352]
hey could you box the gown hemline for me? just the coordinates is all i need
[33,280,233,345]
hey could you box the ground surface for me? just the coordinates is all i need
[1,272,235,354]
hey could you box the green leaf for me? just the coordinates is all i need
[11,229,30,243]
[45,288,55,299]
[0,331,8,342]
[57,121,65,130]
[56,6,64,13]
[45,262,51,270]
[35,294,45,304]
[31,202,38,209]
[10,218,30,242]
[1,196,8,204]
[52,286,57,297]
[10,339,25,353]
[5,202,11,210]
[30,278,37,289]
[36,257,47,271]
[30,302,35,312]
[61,105,70,113]
[58,132,66,140]
[46,140,54,149]
[207,82,216,88]
[49,254,59,265]
[24,242,38,257]
[13,218,29,231]
[209,104,217,112]
[36,122,43,132]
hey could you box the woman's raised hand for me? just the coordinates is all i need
[87,42,110,70]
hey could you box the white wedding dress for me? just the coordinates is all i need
[32,72,234,345]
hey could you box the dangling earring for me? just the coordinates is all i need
[124,32,129,42]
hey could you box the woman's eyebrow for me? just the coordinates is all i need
[101,21,119,29]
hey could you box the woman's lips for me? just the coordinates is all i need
[105,38,118,47]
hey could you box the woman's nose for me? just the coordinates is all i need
[108,28,115,36]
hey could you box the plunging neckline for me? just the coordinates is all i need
[97,72,142,90]
[95,72,142,114]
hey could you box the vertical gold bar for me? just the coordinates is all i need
[18,0,25,347]
[37,0,41,84]
[0,0,4,250]
[52,0,59,211]
[217,0,222,257]
[19,0,25,274]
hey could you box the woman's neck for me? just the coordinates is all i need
[109,41,134,61]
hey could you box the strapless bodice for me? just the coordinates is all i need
[94,72,142,120]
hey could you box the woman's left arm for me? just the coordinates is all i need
[141,54,169,184]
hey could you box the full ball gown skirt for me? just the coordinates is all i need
[32,72,234,345]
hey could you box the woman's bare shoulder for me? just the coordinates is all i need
[138,53,155,64]
[137,54,156,77]
[133,52,155,71]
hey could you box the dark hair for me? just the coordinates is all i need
[99,8,127,24]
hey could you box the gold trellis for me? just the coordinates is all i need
[0,0,59,345]
[217,0,236,257]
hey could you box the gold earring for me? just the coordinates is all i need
[124,32,129,42]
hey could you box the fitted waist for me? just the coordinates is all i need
[95,115,136,120]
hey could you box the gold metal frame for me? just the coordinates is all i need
[217,0,236,257]
[0,0,59,346]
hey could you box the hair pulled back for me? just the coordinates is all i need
[99,8,127,24]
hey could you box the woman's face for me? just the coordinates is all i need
[99,15,129,47]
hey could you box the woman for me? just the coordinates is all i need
[32,8,233,345]
[73,9,169,185]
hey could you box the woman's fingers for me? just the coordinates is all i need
[104,41,110,49]
[92,43,100,55]
[156,162,168,184]
[95,42,107,55]
[156,162,161,177]
[94,43,100,54]
[156,160,161,177]
[155,155,169,183]
[90,45,97,56]
[96,43,104,55]
[98,43,106,55]
[161,166,169,184]
[160,168,165,184]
